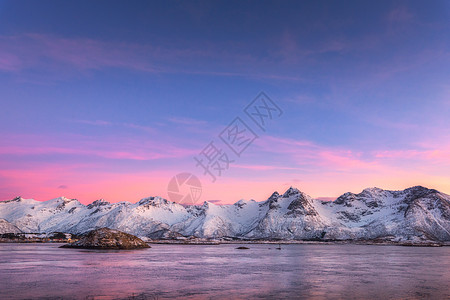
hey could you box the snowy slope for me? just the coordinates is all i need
[246,188,330,239]
[316,186,450,241]
[0,218,22,234]
[0,186,449,242]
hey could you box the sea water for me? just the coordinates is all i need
[1,243,449,299]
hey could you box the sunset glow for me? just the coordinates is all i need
[0,1,449,204]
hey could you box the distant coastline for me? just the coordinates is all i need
[1,234,448,247]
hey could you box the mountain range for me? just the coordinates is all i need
[1,186,449,243]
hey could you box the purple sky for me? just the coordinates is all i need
[0,1,449,204]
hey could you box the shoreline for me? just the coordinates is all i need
[146,239,448,247]
[2,239,447,247]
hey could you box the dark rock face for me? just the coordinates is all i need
[60,228,150,250]
[1,196,23,204]
[87,199,110,209]
[268,191,280,201]
[286,193,318,216]
[282,187,299,198]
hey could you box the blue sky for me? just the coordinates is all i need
[0,0,449,204]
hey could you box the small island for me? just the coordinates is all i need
[60,227,150,250]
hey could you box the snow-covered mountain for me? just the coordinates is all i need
[0,218,22,234]
[0,186,449,243]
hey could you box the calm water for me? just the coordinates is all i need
[0,243,449,299]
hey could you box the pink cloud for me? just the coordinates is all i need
[2,133,450,204]
[374,147,450,163]
[241,135,450,197]
[256,135,450,172]
[233,164,301,171]
[2,156,450,205]
[0,133,197,161]
[254,136,376,171]
[317,150,378,170]
[0,145,191,161]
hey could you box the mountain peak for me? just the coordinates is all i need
[0,185,448,243]
[137,196,171,207]
[404,185,437,194]
[87,199,110,209]
[361,187,384,193]
[360,187,386,197]
[54,196,78,203]
[1,196,35,204]
[234,199,255,208]
[138,197,156,205]
[282,187,300,198]
[266,191,280,204]
[2,196,24,203]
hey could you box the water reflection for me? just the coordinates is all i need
[0,243,449,299]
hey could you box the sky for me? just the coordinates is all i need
[0,0,449,204]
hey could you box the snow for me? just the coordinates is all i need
[0,186,449,242]
[0,218,22,234]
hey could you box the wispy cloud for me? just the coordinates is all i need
[206,199,223,204]
[0,51,22,72]
[255,136,378,172]
[0,33,305,81]
[72,119,158,134]
[122,123,157,134]
[233,164,301,171]
[386,5,414,24]
[255,135,450,175]
[73,119,112,126]
[0,133,197,161]
[374,147,450,164]
[168,117,208,126]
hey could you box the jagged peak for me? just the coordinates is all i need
[359,187,388,198]
[46,196,78,204]
[404,185,436,194]
[1,196,38,204]
[56,196,79,203]
[1,196,24,203]
[332,186,441,206]
[137,196,156,205]
[282,187,300,198]
[233,199,256,208]
[87,199,110,209]
[234,199,255,204]
[335,187,386,202]
[361,187,384,193]
[137,196,176,208]
[334,192,357,205]
[234,199,246,206]
[268,191,280,201]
